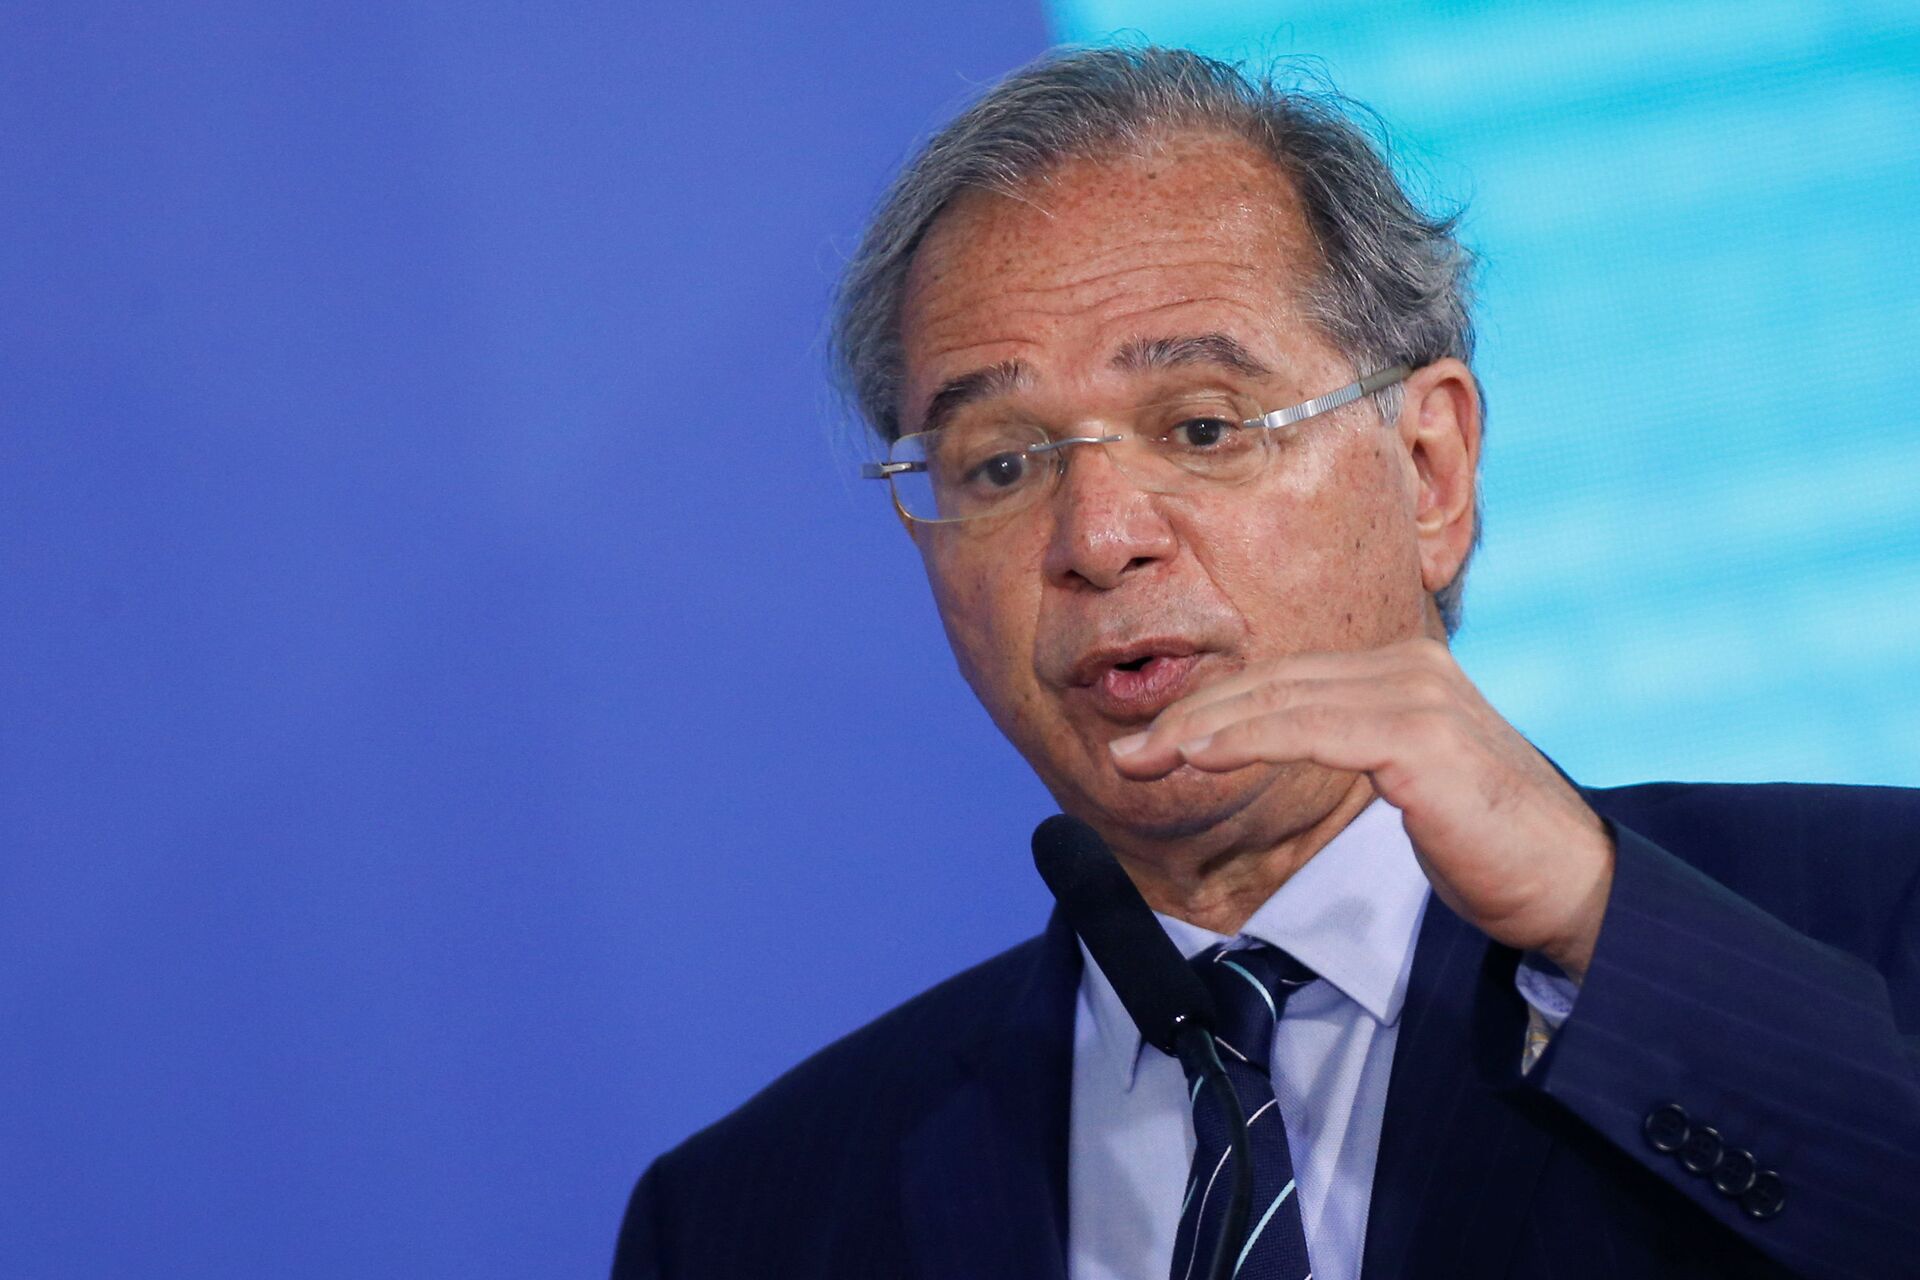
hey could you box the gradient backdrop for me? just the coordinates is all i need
[3,2,1915,1276]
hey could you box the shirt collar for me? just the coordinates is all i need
[1077,797,1431,1091]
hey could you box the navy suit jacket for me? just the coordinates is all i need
[613,783,1920,1279]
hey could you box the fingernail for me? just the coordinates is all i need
[1177,735,1214,757]
[1109,732,1149,757]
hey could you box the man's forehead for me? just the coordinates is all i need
[896,135,1328,428]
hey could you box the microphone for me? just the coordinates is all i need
[1031,813,1215,1052]
[1030,813,1251,1280]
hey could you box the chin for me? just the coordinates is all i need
[1068,762,1282,846]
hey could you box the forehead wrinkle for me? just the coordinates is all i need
[909,275,1289,379]
[1111,332,1275,378]
[918,254,1273,327]
[911,295,1297,428]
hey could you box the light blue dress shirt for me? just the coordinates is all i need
[1066,798,1580,1280]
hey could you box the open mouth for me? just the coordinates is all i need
[1086,649,1203,720]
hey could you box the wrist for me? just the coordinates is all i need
[1536,830,1616,982]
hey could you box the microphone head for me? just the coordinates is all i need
[1031,813,1215,1055]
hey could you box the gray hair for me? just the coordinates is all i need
[829,45,1481,633]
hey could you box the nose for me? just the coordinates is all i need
[1040,441,1178,591]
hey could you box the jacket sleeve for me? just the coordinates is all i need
[1527,819,1920,1280]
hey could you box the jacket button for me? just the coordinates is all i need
[1678,1124,1723,1175]
[1713,1148,1758,1197]
[1643,1103,1690,1154]
[1740,1170,1787,1220]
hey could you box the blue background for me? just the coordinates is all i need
[2,2,1913,1276]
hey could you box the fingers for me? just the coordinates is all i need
[1108,640,1461,780]
[1142,645,1401,718]
[1174,699,1415,777]
[1110,678,1411,779]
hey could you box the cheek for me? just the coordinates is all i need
[923,543,1040,694]
[1195,434,1422,645]
[1315,444,1429,639]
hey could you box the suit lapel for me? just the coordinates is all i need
[1360,896,1560,1280]
[900,910,1081,1280]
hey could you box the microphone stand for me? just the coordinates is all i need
[1030,814,1253,1280]
[1173,1016,1252,1280]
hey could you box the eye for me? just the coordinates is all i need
[965,450,1030,489]
[1169,416,1239,449]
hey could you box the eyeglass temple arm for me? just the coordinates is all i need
[1252,364,1412,432]
[860,460,923,479]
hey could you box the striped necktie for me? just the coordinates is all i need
[1169,942,1317,1280]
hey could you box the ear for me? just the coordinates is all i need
[1395,358,1481,597]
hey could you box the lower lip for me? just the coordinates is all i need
[1088,654,1201,720]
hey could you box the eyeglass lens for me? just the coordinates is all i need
[888,391,1274,523]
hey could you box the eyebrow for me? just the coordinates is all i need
[919,360,1030,433]
[914,332,1270,434]
[1111,333,1274,378]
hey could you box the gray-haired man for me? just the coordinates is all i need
[614,47,1919,1280]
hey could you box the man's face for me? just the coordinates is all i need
[897,133,1450,857]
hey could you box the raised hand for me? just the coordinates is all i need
[1109,638,1615,979]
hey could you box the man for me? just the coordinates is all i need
[613,47,1918,1280]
